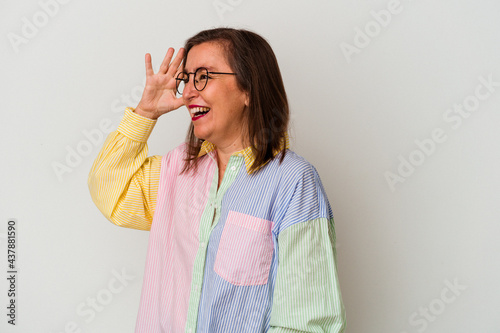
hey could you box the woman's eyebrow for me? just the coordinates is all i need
[184,65,215,72]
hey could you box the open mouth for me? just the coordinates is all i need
[190,106,211,121]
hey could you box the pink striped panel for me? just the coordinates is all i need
[135,146,215,333]
[214,211,274,286]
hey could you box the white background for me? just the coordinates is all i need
[1,0,499,332]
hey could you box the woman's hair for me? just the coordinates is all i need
[182,27,289,174]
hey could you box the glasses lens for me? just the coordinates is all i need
[194,68,209,91]
[176,72,187,95]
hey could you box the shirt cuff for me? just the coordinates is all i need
[117,107,157,142]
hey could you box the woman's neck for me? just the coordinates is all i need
[213,137,247,188]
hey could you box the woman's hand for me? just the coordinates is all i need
[135,47,185,120]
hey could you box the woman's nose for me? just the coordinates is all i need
[182,78,198,100]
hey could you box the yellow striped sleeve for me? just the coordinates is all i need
[88,107,160,231]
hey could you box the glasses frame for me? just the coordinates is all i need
[175,67,237,95]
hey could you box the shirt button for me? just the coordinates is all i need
[200,242,206,247]
[187,329,192,333]
[231,166,236,171]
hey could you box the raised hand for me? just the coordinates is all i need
[135,47,185,120]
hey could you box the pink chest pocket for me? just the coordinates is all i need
[214,211,274,286]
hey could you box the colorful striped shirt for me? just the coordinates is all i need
[88,108,346,333]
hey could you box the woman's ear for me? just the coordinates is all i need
[244,92,249,107]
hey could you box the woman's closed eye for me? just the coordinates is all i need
[197,73,211,81]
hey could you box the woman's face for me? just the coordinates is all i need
[182,42,249,150]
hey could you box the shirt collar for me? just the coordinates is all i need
[197,133,289,174]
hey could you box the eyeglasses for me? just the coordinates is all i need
[175,67,236,95]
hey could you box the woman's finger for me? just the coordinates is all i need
[145,53,154,77]
[166,48,185,77]
[159,48,175,74]
[171,96,185,110]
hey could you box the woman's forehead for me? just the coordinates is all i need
[184,42,230,71]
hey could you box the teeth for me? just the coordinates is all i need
[190,107,210,115]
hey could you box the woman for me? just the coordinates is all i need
[88,28,345,333]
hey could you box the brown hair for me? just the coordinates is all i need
[181,28,289,174]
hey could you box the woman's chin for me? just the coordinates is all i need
[193,128,210,142]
